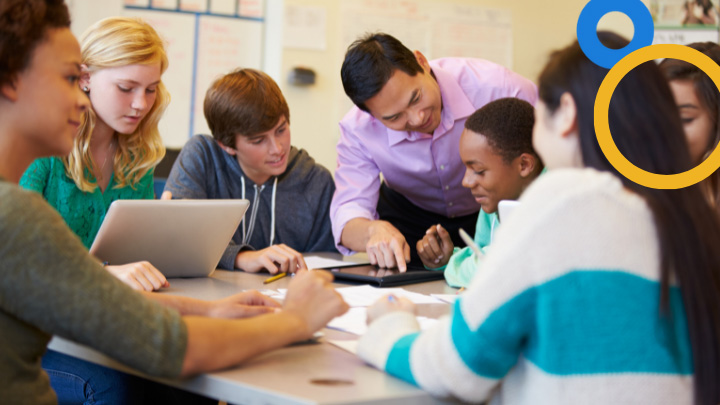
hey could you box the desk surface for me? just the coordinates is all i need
[49,264,459,404]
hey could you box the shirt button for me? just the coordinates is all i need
[450,215,456,218]
[448,202,454,207]
[445,185,449,190]
[440,165,445,170]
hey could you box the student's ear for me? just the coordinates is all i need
[216,140,237,156]
[517,153,537,177]
[413,50,431,72]
[1,75,19,102]
[556,92,579,139]
[79,64,91,92]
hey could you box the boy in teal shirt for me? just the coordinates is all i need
[417,98,543,287]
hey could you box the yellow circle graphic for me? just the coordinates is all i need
[595,43,720,189]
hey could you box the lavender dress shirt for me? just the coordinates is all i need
[331,57,538,254]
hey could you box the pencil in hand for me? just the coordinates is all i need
[263,272,288,284]
[458,228,484,258]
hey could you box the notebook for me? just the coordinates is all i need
[328,264,445,287]
[90,199,249,278]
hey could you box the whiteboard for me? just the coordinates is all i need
[123,6,264,147]
[339,0,512,68]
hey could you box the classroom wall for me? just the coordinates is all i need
[279,0,638,175]
[67,0,638,175]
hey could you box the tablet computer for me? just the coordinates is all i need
[90,199,249,278]
[328,264,445,287]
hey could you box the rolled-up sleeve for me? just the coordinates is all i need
[330,120,382,254]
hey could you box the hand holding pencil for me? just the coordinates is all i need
[417,224,454,269]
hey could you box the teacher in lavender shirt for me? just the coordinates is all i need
[331,33,537,271]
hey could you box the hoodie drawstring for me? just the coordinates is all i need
[241,176,277,246]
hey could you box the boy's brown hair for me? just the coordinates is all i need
[204,68,290,148]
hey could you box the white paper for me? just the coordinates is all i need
[335,285,445,307]
[327,307,369,335]
[210,0,236,15]
[327,339,358,354]
[151,0,178,10]
[327,308,439,337]
[125,0,150,6]
[430,294,458,304]
[303,255,369,269]
[238,0,264,18]
[276,285,445,307]
[179,0,206,12]
[257,289,285,299]
[283,5,327,51]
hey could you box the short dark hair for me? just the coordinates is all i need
[341,33,423,112]
[0,0,70,89]
[203,68,290,149]
[465,98,542,168]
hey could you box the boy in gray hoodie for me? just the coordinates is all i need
[165,69,336,272]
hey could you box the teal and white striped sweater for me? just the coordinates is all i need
[358,168,693,404]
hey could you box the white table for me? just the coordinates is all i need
[49,266,460,404]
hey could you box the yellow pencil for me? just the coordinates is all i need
[263,272,288,284]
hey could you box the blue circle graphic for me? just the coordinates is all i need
[577,0,654,69]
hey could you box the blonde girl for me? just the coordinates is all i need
[21,17,169,292]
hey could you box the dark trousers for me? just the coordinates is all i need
[377,183,479,269]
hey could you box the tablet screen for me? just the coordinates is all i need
[328,264,444,287]
[329,265,402,277]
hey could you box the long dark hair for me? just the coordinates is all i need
[538,32,720,405]
[659,42,720,211]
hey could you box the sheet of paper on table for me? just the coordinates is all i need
[327,312,439,353]
[275,285,446,306]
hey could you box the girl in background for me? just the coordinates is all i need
[660,42,720,211]
[21,16,168,292]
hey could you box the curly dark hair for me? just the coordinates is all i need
[0,0,70,88]
[464,97,541,167]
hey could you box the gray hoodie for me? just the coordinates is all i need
[165,135,337,270]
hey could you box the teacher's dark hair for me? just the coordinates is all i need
[0,0,70,89]
[538,31,720,405]
[341,33,423,112]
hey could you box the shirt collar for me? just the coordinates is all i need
[386,62,476,146]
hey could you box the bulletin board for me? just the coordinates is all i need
[339,0,513,68]
[650,0,720,44]
[122,0,266,147]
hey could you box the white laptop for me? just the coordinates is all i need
[90,199,249,278]
[497,200,521,224]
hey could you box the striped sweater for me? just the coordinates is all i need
[358,168,693,404]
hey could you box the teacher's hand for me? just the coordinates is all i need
[366,220,410,272]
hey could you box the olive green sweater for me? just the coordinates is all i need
[0,180,187,405]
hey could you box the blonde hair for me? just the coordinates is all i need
[64,17,168,192]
